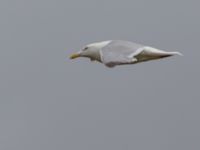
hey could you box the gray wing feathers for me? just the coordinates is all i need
[100,40,144,67]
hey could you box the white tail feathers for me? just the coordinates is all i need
[143,47,183,56]
[169,51,183,56]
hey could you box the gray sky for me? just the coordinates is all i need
[0,0,199,150]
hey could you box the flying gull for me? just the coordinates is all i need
[70,40,182,68]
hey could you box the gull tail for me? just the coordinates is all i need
[155,51,183,59]
[143,47,183,57]
[134,47,183,62]
[167,51,183,56]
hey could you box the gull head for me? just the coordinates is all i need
[70,41,111,62]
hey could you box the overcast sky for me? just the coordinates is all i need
[0,0,199,150]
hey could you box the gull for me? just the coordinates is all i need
[70,40,182,68]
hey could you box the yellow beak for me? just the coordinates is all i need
[69,53,81,59]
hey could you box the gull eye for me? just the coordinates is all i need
[83,47,88,51]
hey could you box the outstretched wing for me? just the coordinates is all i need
[100,40,144,67]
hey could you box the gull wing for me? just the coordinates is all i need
[100,40,144,67]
